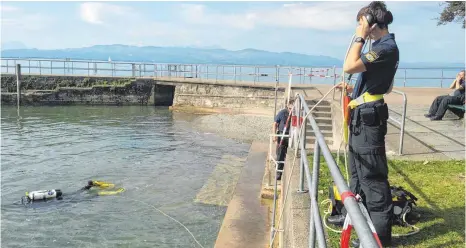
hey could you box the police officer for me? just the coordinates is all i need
[272,99,294,180]
[333,2,398,247]
[425,70,465,120]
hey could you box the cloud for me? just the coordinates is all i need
[177,2,367,31]
[256,2,364,30]
[0,5,20,12]
[79,2,131,25]
[1,5,53,31]
[178,4,257,30]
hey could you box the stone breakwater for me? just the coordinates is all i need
[1,75,154,106]
[1,75,284,111]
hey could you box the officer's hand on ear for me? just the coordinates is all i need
[356,16,372,39]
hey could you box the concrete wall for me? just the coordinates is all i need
[278,150,311,248]
[171,82,284,111]
[1,76,154,106]
[1,75,284,111]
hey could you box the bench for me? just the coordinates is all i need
[448,104,465,119]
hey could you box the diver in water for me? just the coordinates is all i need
[21,180,124,205]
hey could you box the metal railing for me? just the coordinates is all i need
[386,90,407,155]
[0,57,336,85]
[0,57,463,88]
[268,93,380,247]
[345,77,407,155]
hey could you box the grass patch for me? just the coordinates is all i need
[309,154,465,247]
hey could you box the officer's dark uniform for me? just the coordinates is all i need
[426,79,465,120]
[274,108,291,180]
[349,33,399,246]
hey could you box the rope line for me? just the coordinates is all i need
[126,197,205,248]
[269,84,340,247]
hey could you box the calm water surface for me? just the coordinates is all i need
[1,106,250,248]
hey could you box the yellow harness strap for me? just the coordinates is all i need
[348,92,384,109]
[343,92,384,143]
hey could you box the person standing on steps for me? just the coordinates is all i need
[424,70,465,120]
[272,99,294,181]
[335,1,398,247]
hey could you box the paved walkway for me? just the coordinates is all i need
[386,104,464,160]
[311,84,465,160]
[214,141,270,248]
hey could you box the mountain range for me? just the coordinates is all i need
[1,44,464,68]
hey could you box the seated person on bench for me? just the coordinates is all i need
[425,70,465,120]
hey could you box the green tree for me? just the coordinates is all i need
[437,1,465,28]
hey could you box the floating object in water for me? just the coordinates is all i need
[97,187,125,196]
[22,189,63,204]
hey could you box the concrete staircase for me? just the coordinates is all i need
[304,99,333,149]
[289,88,334,150]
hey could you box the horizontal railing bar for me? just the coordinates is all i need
[3,57,463,70]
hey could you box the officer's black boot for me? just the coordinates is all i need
[327,214,346,226]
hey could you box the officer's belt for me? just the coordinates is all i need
[348,92,384,109]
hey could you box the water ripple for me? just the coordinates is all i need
[1,105,249,248]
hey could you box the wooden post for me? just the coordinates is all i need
[16,64,21,106]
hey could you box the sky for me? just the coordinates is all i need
[1,1,465,64]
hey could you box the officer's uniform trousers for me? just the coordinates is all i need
[276,134,289,172]
[348,99,393,245]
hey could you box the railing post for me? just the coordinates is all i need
[440,69,444,88]
[309,139,320,247]
[16,64,21,106]
[234,66,237,83]
[274,65,279,118]
[399,93,407,155]
[403,69,406,87]
[270,143,280,247]
[297,98,306,193]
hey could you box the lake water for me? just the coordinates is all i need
[1,106,250,248]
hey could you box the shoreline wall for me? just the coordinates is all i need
[1,75,285,112]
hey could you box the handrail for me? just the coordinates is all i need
[295,93,380,247]
[386,90,407,155]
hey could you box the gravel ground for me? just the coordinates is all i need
[192,114,273,143]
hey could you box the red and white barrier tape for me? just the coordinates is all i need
[340,194,383,248]
[288,73,340,77]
